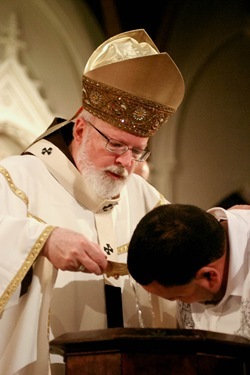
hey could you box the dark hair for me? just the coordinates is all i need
[127,204,225,286]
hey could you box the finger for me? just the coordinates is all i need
[77,264,86,272]
[77,252,108,275]
[85,244,108,267]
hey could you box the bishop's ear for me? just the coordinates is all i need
[73,118,85,143]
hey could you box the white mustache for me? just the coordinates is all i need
[105,165,129,177]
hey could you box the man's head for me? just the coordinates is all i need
[127,204,227,304]
[133,161,150,180]
[71,30,184,198]
[70,109,150,198]
[35,30,184,199]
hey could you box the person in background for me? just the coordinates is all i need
[127,203,250,340]
[0,29,185,375]
[133,160,150,180]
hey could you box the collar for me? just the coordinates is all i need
[25,139,120,214]
[208,207,248,299]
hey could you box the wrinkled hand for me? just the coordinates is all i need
[42,227,108,275]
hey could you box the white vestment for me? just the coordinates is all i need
[0,139,176,375]
[177,207,250,340]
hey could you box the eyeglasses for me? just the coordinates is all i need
[86,121,151,162]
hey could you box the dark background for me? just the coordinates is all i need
[82,0,250,208]
[83,0,250,49]
[83,0,183,48]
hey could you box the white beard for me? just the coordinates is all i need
[76,139,129,199]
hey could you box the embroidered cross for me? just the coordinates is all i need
[41,147,53,155]
[104,243,113,255]
[103,204,113,212]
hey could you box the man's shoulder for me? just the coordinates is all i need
[128,172,155,191]
[1,154,43,168]
[0,154,47,180]
[126,173,168,204]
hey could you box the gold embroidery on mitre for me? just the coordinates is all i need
[82,76,175,137]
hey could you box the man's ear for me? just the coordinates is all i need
[73,118,85,143]
[195,266,220,292]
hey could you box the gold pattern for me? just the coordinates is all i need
[156,193,166,207]
[0,164,167,306]
[0,226,54,314]
[82,76,174,137]
[0,165,56,314]
[28,212,46,223]
[117,243,128,255]
[105,261,128,278]
[0,166,29,205]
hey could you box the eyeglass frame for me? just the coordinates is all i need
[85,120,151,162]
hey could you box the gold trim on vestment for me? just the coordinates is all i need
[117,244,128,255]
[116,195,166,257]
[0,165,55,314]
[156,193,166,207]
[0,164,167,297]
[0,166,29,205]
[0,226,54,314]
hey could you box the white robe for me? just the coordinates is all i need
[0,143,176,375]
[177,207,250,340]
